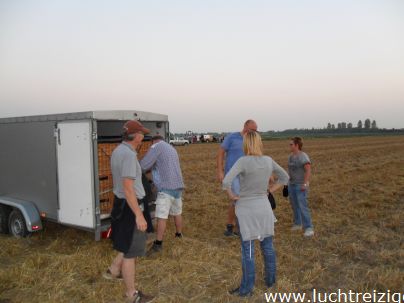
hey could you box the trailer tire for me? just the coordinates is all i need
[8,209,29,238]
[0,205,10,234]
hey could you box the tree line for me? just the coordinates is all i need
[173,119,403,140]
[326,119,377,130]
[259,118,404,139]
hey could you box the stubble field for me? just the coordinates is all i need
[0,136,403,303]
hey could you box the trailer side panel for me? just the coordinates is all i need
[0,121,59,219]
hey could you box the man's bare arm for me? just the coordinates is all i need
[216,147,226,182]
[303,163,311,184]
[302,163,311,191]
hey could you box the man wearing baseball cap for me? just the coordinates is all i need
[103,120,155,302]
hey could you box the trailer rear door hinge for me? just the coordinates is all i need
[54,128,61,145]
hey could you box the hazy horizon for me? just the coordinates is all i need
[1,1,403,133]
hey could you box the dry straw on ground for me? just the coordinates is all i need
[1,136,403,303]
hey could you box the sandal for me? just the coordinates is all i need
[128,290,156,303]
[102,268,123,280]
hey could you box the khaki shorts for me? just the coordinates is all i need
[155,191,183,219]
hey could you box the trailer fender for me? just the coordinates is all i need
[0,196,43,232]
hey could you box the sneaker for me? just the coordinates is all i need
[228,286,253,297]
[224,224,234,237]
[224,230,239,237]
[266,279,276,288]
[228,287,240,295]
[102,268,123,281]
[147,242,162,256]
[224,229,232,236]
[175,232,183,238]
[291,225,302,231]
[304,228,314,237]
[128,291,156,303]
[224,224,240,237]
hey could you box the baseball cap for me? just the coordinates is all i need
[123,120,150,135]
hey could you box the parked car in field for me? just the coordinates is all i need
[203,134,214,142]
[169,137,190,146]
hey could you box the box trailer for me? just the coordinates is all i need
[0,110,169,240]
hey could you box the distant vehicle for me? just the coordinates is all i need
[203,134,214,142]
[170,137,190,146]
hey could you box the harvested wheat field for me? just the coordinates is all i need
[0,136,403,303]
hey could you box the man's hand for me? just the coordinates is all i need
[217,170,224,183]
[269,183,283,194]
[136,214,147,232]
[227,189,239,201]
[230,194,240,201]
[300,184,308,192]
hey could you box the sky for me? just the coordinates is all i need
[0,0,403,133]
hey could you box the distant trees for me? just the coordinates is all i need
[337,122,348,129]
[258,118,401,139]
[324,119,377,132]
[371,120,377,129]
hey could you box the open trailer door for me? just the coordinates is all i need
[56,121,95,229]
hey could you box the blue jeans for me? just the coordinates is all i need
[289,184,313,229]
[239,236,276,295]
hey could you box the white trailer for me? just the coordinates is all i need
[0,110,169,240]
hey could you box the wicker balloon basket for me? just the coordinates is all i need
[97,141,152,215]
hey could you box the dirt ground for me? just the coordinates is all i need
[0,136,403,303]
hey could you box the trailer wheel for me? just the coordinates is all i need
[0,205,10,234]
[8,209,29,238]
